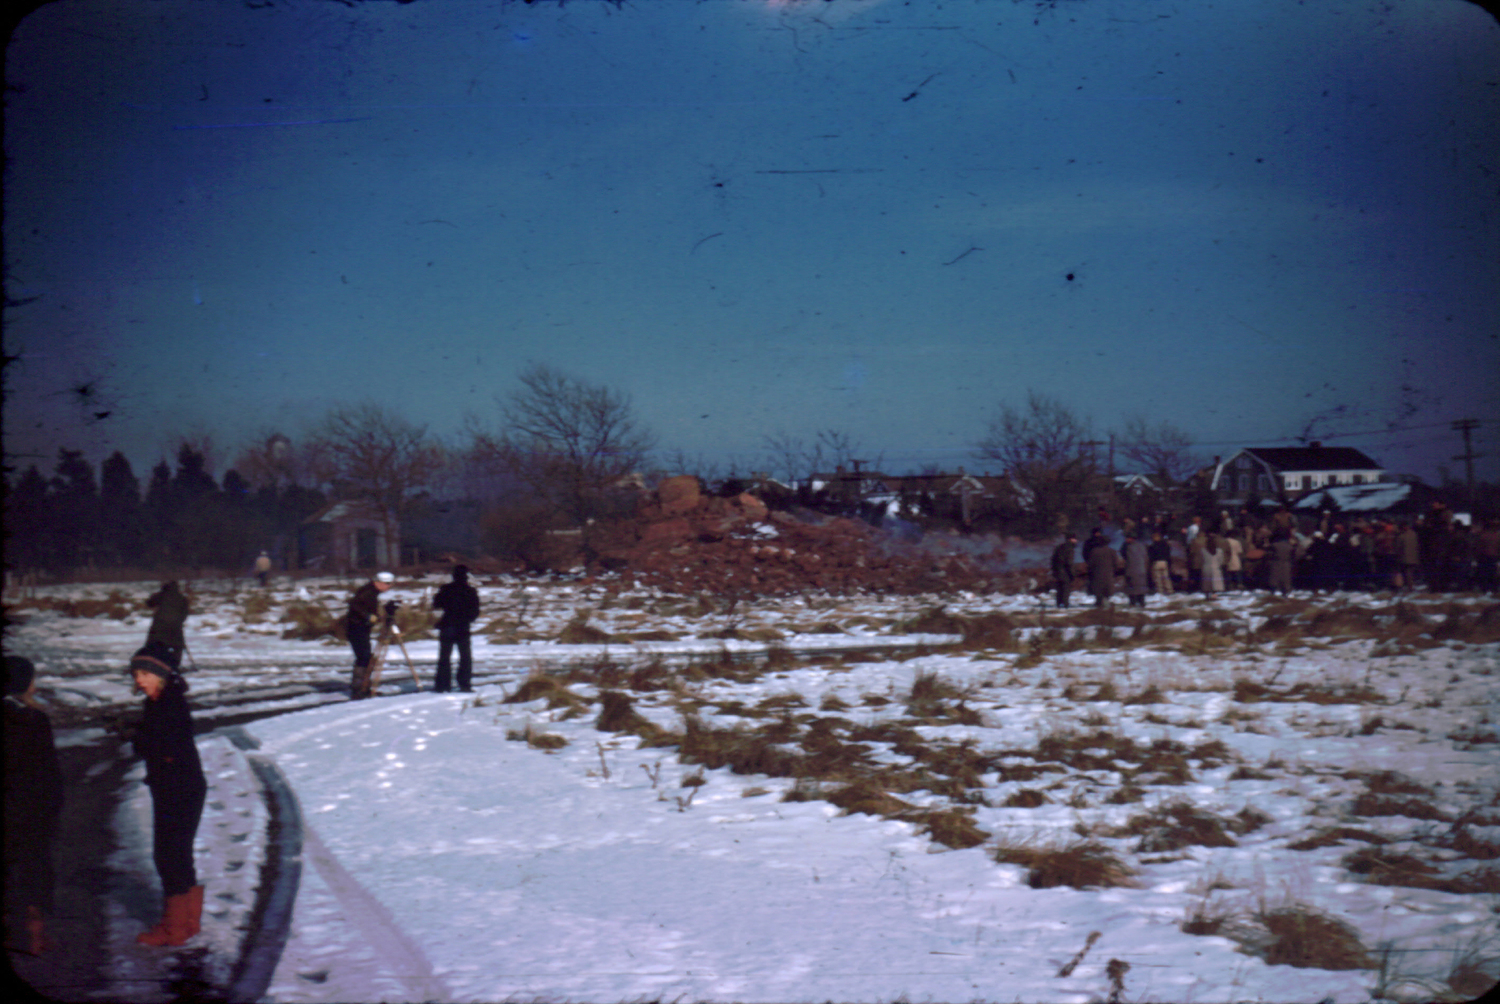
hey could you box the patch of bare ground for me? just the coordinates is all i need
[991,839,1139,890]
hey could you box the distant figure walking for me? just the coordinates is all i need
[1050,534,1078,609]
[433,565,481,693]
[3,656,64,956]
[254,551,272,588]
[145,581,189,669]
[129,643,206,947]
[346,572,395,700]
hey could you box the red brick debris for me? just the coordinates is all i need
[589,476,1035,596]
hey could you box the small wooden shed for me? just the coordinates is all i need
[299,500,399,573]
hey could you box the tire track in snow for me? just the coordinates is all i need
[300,823,452,1002]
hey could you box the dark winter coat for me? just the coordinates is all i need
[433,579,480,629]
[135,677,205,796]
[1122,539,1150,595]
[1050,540,1077,582]
[1268,538,1295,592]
[1087,541,1121,598]
[346,581,382,629]
[3,695,64,912]
[145,583,189,654]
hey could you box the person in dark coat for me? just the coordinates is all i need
[144,581,189,669]
[129,643,207,947]
[432,565,481,692]
[1121,533,1150,607]
[1050,534,1078,608]
[346,571,394,699]
[1086,530,1122,607]
[3,656,64,956]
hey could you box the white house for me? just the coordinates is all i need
[1209,445,1385,505]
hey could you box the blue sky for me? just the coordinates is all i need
[5,0,1498,485]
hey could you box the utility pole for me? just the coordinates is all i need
[1451,418,1482,503]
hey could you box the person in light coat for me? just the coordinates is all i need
[1223,531,1244,591]
[1200,533,1225,595]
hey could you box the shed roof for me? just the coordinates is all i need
[1244,446,1382,471]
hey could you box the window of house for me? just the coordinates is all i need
[1257,474,1269,491]
[1285,475,1300,491]
[1238,473,1250,492]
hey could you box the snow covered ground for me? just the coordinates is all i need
[6,575,1499,1002]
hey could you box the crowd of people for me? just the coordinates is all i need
[1051,501,1500,607]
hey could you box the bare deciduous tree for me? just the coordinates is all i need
[975,390,1100,532]
[232,431,317,490]
[1115,414,1201,487]
[306,402,446,564]
[469,364,654,528]
[761,428,873,488]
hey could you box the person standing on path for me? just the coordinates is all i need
[1268,531,1296,595]
[3,656,64,957]
[129,643,206,948]
[253,551,272,588]
[346,572,394,700]
[1050,534,1078,609]
[432,565,481,692]
[144,581,189,670]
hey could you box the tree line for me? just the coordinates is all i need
[5,365,1209,575]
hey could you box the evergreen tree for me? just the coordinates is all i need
[48,449,99,570]
[99,451,145,566]
[4,465,50,571]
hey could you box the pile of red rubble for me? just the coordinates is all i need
[590,476,1029,596]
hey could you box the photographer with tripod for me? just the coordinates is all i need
[345,571,394,700]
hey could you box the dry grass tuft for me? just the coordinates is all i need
[1343,847,1500,894]
[1287,826,1390,851]
[594,690,659,739]
[823,779,915,818]
[506,724,569,750]
[1350,793,1451,822]
[992,839,1139,889]
[558,611,613,644]
[280,601,341,640]
[914,807,991,849]
[506,672,571,705]
[1257,904,1375,970]
[1003,789,1051,808]
[1114,800,1239,852]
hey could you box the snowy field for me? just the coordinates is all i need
[5,575,1500,1003]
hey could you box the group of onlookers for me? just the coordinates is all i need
[1051,501,1500,606]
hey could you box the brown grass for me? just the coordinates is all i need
[1350,793,1451,822]
[1114,801,1239,853]
[1257,905,1375,970]
[1343,847,1500,894]
[914,808,991,849]
[823,779,915,818]
[1003,789,1051,808]
[280,601,341,640]
[506,725,569,750]
[1286,827,1391,851]
[992,839,1139,890]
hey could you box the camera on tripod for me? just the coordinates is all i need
[383,599,401,625]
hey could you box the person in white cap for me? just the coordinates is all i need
[345,571,394,699]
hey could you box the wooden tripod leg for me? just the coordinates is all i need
[366,633,390,697]
[394,637,422,689]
